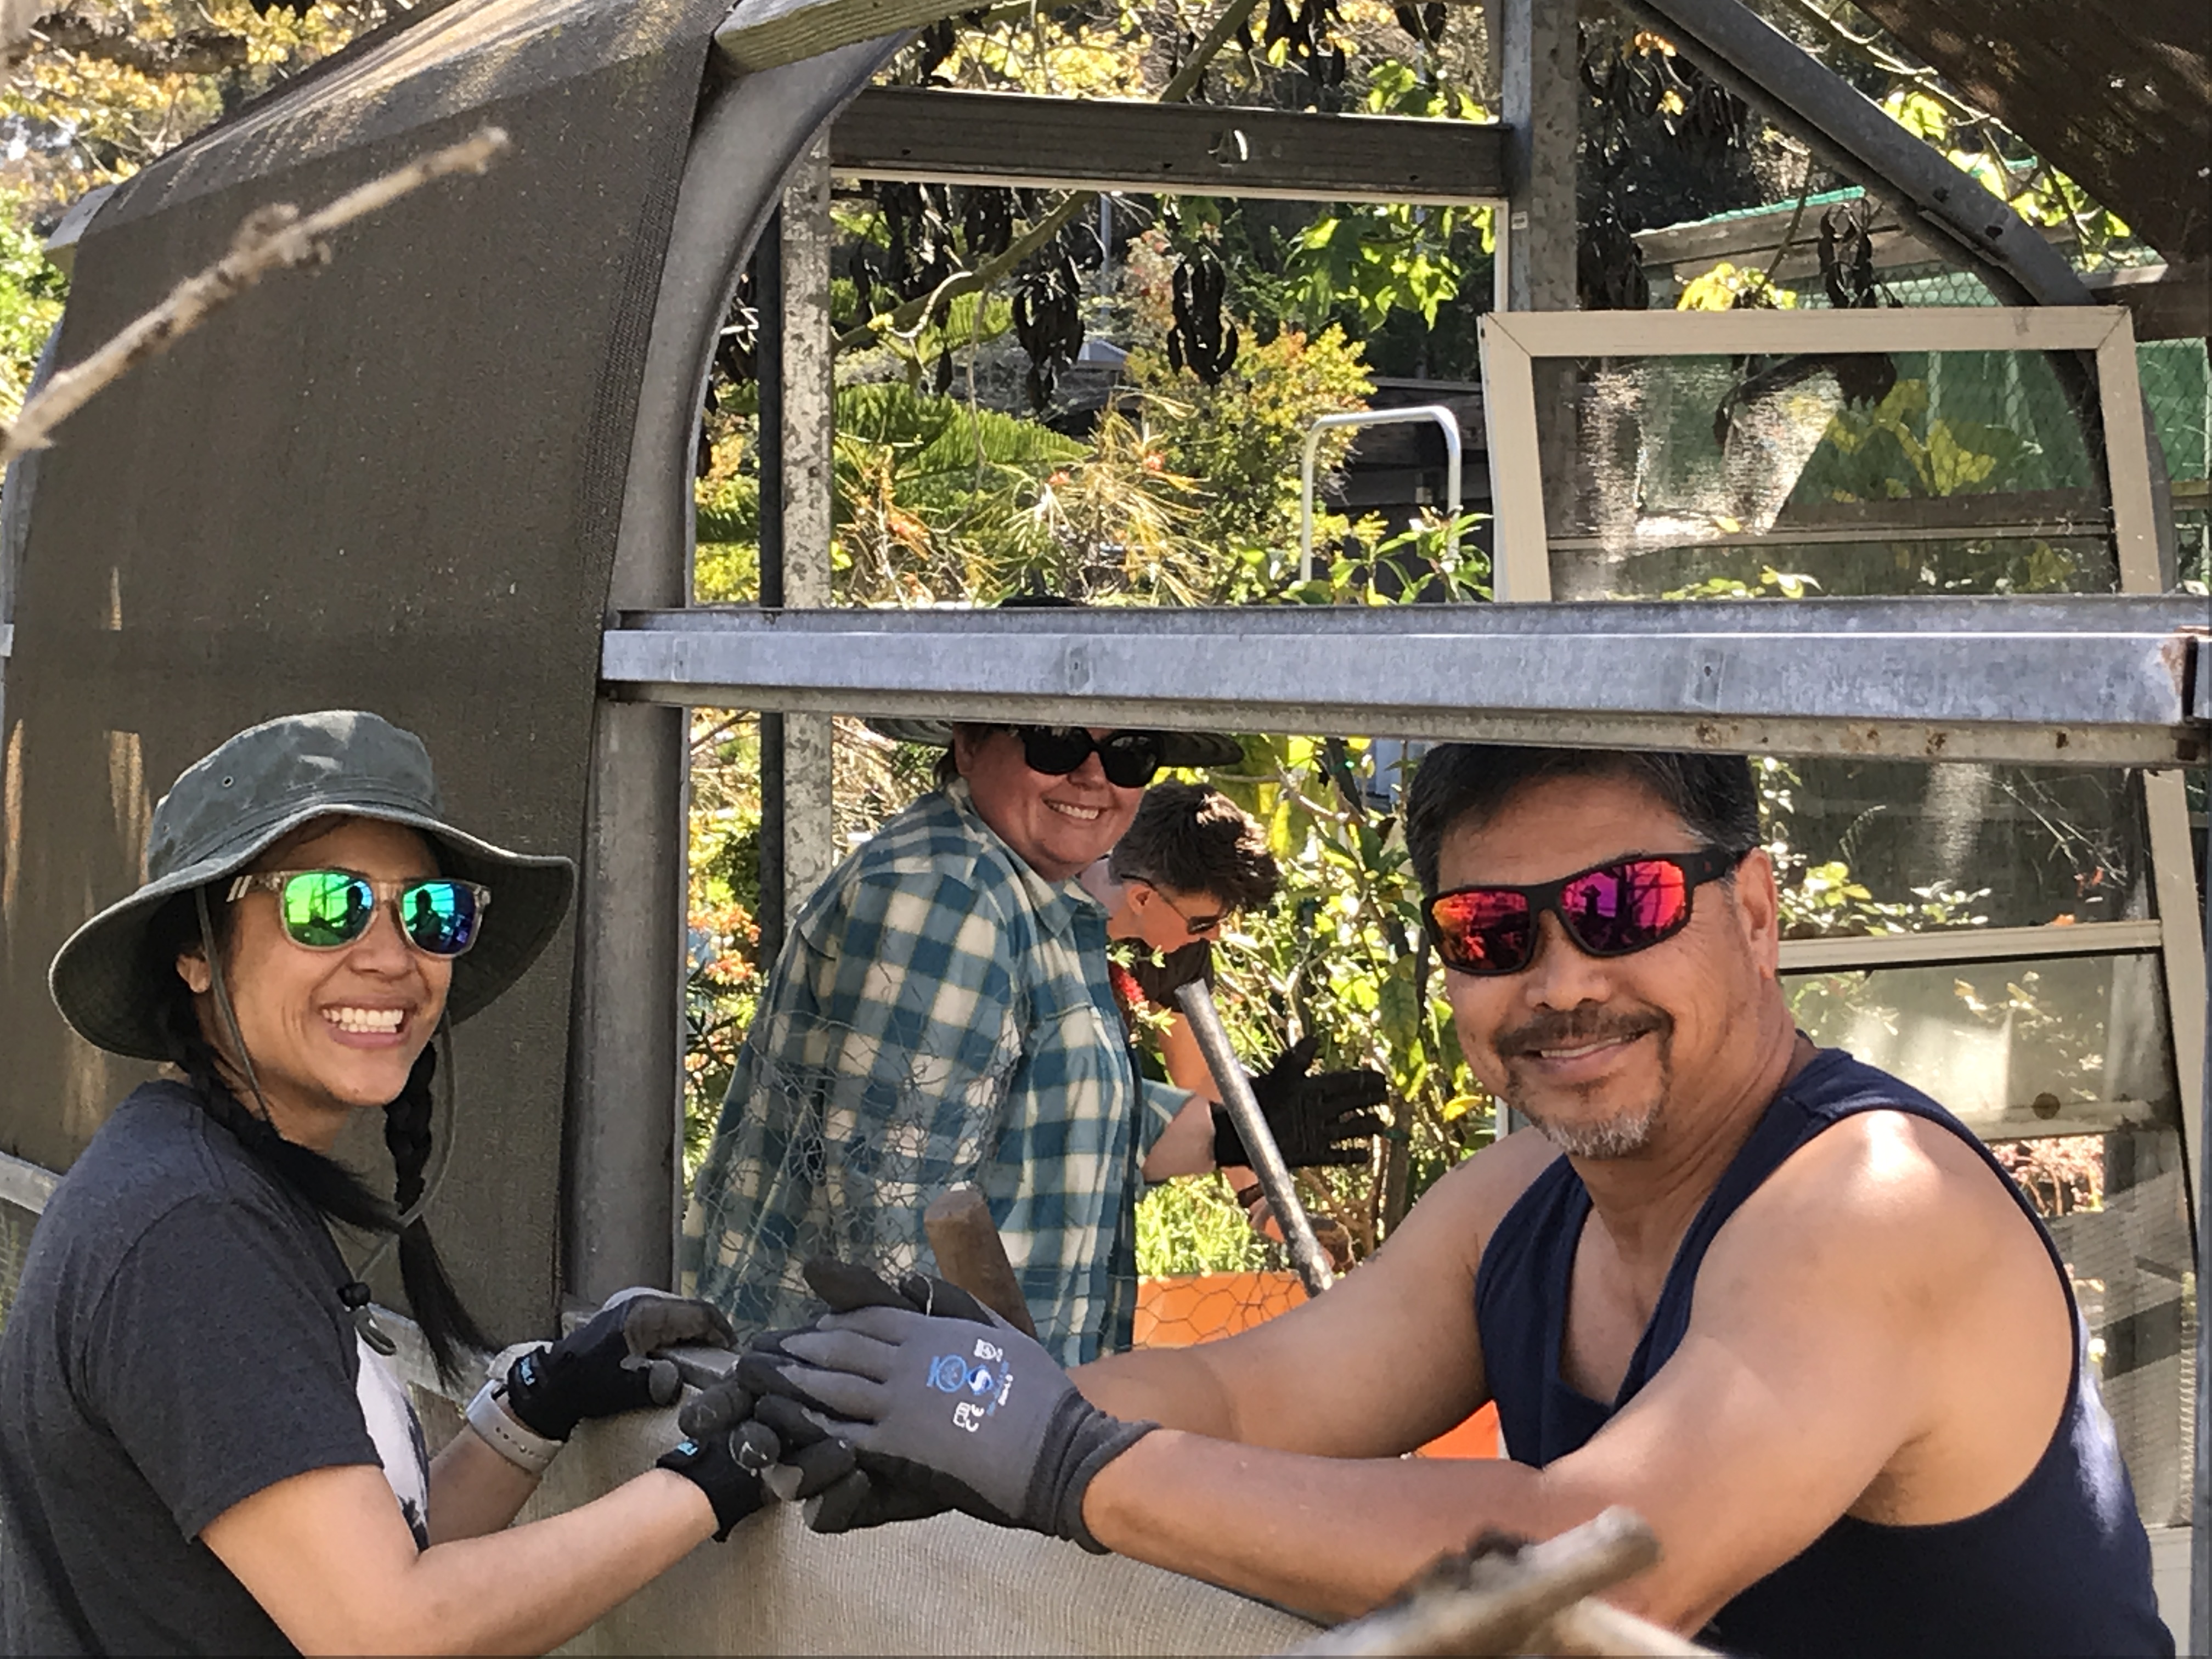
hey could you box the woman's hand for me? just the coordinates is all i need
[502,1290,736,1442]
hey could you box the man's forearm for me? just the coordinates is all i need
[1076,1343,1242,1437]
[1079,1430,1578,1622]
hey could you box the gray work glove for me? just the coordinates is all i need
[505,1289,736,1441]
[738,1257,1155,1552]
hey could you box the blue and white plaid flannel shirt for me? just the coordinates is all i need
[679,780,1189,1364]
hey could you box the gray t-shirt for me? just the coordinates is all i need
[0,1082,428,1655]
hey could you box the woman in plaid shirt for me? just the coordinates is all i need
[681,725,1383,1363]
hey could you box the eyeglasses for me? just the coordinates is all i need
[1422,849,1745,977]
[228,870,490,958]
[1015,726,1164,788]
[1145,883,1223,938]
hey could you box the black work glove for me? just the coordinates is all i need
[504,1289,737,1442]
[657,1378,782,1539]
[1212,1034,1390,1169]
[739,1256,1154,1552]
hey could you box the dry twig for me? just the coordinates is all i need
[1285,1508,1716,1658]
[0,126,512,467]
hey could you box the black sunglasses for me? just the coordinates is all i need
[1015,726,1164,788]
[1423,848,1745,977]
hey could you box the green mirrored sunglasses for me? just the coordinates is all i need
[226,870,489,958]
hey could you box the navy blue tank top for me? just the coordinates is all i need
[1474,1046,2171,1658]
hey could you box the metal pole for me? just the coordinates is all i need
[2192,763,2209,1659]
[1173,980,1336,1297]
[1299,405,1464,582]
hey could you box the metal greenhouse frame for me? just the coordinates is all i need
[0,0,2205,1647]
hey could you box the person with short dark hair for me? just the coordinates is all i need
[1080,780,1278,1083]
[0,712,784,1657]
[1079,783,1359,1267]
[682,721,1384,1365]
[729,741,2171,1657]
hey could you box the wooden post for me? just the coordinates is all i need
[923,1183,1040,1336]
[757,132,840,963]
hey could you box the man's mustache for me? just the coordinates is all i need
[1498,1007,1670,1058]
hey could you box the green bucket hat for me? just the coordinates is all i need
[49,709,576,1062]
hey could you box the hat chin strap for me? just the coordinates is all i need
[194,888,461,1345]
[195,887,277,1127]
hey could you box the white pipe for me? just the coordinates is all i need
[1299,405,1464,583]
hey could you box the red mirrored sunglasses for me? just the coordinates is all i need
[1423,848,1747,977]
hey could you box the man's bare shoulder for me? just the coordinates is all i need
[1686,1104,2073,1524]
[1701,1105,2052,1329]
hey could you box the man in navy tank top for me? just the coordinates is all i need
[732,744,2172,1657]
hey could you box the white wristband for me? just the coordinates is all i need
[466,1380,563,1476]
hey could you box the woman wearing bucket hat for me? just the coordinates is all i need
[1,711,781,1656]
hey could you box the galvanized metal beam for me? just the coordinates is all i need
[826,86,1506,204]
[584,34,907,1304]
[601,598,2211,769]
[0,1147,58,1215]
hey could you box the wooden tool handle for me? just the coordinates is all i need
[923,1183,1039,1338]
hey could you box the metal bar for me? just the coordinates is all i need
[828,86,1508,205]
[2146,768,2209,1276]
[2194,775,2210,1658]
[1300,407,1464,580]
[1775,921,2164,973]
[1476,315,1548,600]
[1498,0,1577,314]
[2092,310,2165,593]
[0,1149,59,1215]
[591,35,910,1304]
[1485,304,2121,359]
[601,600,2211,768]
[1174,981,1335,1299]
[1549,522,2111,552]
[566,702,686,1304]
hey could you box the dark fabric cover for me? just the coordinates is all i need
[0,0,730,1336]
[1846,0,2210,263]
[0,1083,374,1655]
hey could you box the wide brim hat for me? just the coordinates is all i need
[864,716,1245,770]
[50,709,575,1062]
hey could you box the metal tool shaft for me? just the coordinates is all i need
[1174,980,1336,1297]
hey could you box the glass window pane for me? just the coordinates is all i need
[1550,350,2119,599]
[1784,955,2178,1136]
[1765,760,2152,934]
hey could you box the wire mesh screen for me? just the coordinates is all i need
[685,1008,1019,1338]
[2039,1135,2197,1528]
[1549,346,2119,601]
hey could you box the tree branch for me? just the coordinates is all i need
[833,0,1262,356]
[29,13,253,76]
[1,127,511,466]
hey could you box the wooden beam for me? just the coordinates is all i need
[2087,261,2211,343]
[827,87,1506,204]
[717,0,946,75]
